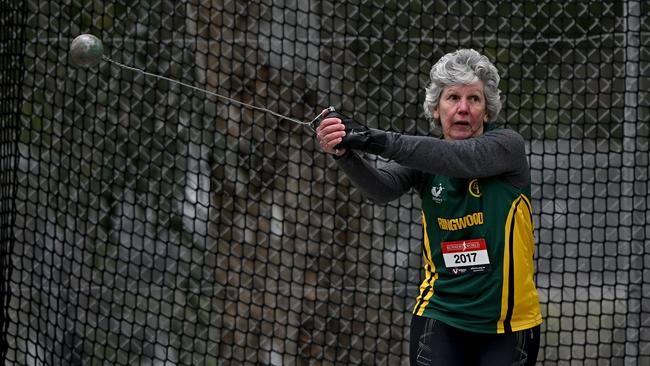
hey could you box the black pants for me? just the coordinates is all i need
[410,315,540,366]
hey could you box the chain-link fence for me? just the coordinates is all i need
[2,0,649,365]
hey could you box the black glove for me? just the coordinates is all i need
[327,110,388,155]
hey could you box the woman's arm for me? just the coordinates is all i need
[379,128,530,188]
[335,152,423,204]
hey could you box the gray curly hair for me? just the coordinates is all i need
[423,49,502,124]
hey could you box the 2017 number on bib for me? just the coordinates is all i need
[441,238,490,275]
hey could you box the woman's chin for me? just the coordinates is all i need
[445,125,483,140]
[446,129,473,140]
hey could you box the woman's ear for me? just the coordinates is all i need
[432,106,439,120]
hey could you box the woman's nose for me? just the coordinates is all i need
[457,98,469,113]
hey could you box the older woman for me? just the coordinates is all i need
[316,49,542,365]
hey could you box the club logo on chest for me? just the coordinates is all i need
[468,179,482,198]
[431,183,445,203]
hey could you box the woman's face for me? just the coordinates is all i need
[433,81,488,140]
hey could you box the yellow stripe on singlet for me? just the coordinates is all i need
[496,196,517,333]
[414,212,437,316]
[497,194,542,333]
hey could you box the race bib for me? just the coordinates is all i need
[441,238,490,275]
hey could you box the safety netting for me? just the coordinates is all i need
[2,0,649,365]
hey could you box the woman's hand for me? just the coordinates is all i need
[316,108,347,157]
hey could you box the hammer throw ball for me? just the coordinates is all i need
[69,34,104,68]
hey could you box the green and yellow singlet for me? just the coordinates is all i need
[413,174,542,334]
